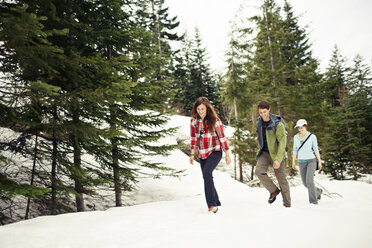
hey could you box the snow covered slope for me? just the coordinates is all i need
[1,115,372,248]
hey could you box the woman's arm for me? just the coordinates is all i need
[292,134,298,170]
[215,118,231,165]
[292,154,297,170]
[313,135,322,170]
[189,148,195,165]
[215,118,229,152]
[315,151,322,171]
[190,118,198,165]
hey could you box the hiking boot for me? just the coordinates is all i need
[268,188,281,204]
[317,189,323,200]
[208,206,218,213]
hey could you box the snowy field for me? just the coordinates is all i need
[1,115,372,248]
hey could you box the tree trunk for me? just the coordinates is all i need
[51,105,58,215]
[73,109,84,212]
[251,111,256,180]
[106,42,122,206]
[233,97,239,181]
[234,152,237,180]
[67,0,84,212]
[239,154,243,182]
[25,135,38,220]
[151,0,163,80]
[231,55,238,180]
[263,1,282,116]
[110,106,122,207]
[112,139,122,207]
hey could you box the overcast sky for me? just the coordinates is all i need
[166,0,372,73]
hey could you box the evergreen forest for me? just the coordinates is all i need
[1,0,371,225]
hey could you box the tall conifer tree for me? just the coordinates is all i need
[227,0,323,173]
[323,49,372,179]
[173,28,220,113]
[1,0,182,222]
[322,46,350,179]
[223,21,257,181]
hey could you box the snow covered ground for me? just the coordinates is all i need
[1,115,372,248]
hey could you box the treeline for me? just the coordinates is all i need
[0,0,196,224]
[1,0,371,225]
[223,0,372,182]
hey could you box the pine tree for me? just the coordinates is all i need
[340,55,372,178]
[47,0,181,209]
[279,0,324,170]
[248,0,285,115]
[349,56,372,172]
[322,46,350,179]
[192,28,220,106]
[240,0,324,170]
[0,3,62,192]
[135,0,181,112]
[222,17,257,181]
[80,0,182,208]
[1,0,182,222]
[173,28,220,113]
[172,31,194,113]
[0,2,70,222]
[280,0,322,115]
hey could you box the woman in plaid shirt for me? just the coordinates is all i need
[189,97,231,213]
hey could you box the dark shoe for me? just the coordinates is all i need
[317,189,323,200]
[268,188,281,204]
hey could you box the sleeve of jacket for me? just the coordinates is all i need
[190,118,197,150]
[312,134,319,153]
[272,122,287,163]
[215,118,229,151]
[292,134,299,155]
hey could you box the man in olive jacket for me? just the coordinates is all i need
[255,101,291,207]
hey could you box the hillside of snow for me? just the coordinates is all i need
[1,115,372,248]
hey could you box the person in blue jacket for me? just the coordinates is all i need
[292,119,323,204]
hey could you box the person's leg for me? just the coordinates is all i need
[299,162,308,187]
[201,151,222,207]
[305,159,318,204]
[255,152,277,193]
[274,159,291,207]
[199,157,207,204]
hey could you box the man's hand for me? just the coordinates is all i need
[273,161,281,169]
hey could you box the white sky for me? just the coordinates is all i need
[166,0,372,73]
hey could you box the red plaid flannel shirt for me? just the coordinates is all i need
[190,117,229,159]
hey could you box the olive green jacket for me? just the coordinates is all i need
[257,113,287,163]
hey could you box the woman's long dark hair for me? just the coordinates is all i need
[191,97,218,133]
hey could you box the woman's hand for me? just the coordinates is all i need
[225,153,231,165]
[292,154,297,171]
[189,154,194,165]
[315,152,322,171]
[318,161,322,171]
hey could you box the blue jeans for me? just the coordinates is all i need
[200,151,222,207]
